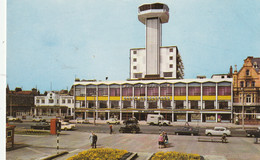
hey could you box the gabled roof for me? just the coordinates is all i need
[251,57,260,73]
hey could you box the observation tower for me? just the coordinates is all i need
[138,3,169,78]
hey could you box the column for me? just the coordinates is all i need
[201,113,203,123]
[108,85,110,108]
[201,83,203,110]
[145,84,147,109]
[108,112,110,119]
[216,113,218,123]
[85,86,87,108]
[216,83,218,109]
[172,111,174,122]
[158,85,161,109]
[84,111,87,120]
[186,84,188,109]
[172,84,175,109]
[186,112,188,122]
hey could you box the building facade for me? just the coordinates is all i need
[6,86,39,117]
[34,90,74,117]
[73,78,233,122]
[233,56,260,124]
[130,46,184,80]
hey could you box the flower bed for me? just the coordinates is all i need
[151,151,201,160]
[67,148,128,160]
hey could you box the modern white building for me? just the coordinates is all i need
[130,3,184,80]
[34,91,74,117]
[72,78,233,122]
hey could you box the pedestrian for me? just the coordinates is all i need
[89,132,93,147]
[92,133,98,148]
[163,132,168,148]
[158,134,164,149]
[109,125,113,134]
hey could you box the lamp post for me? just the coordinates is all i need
[241,88,245,130]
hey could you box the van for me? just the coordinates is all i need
[147,114,171,126]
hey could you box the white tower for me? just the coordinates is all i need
[138,3,169,78]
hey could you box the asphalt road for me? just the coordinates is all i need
[10,121,247,137]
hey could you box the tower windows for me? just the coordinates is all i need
[169,64,173,68]
[246,69,250,76]
[252,81,255,87]
[169,48,173,52]
[133,51,137,54]
[133,58,137,62]
[169,56,173,60]
[163,72,172,77]
[133,66,137,69]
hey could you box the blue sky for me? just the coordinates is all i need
[6,0,260,93]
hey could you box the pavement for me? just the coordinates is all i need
[5,121,260,160]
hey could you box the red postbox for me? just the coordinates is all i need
[50,118,61,135]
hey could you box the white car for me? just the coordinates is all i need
[106,118,120,124]
[205,127,231,136]
[69,118,89,124]
[7,116,22,122]
[32,117,46,122]
[61,122,76,130]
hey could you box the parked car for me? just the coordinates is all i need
[61,122,76,130]
[31,122,50,130]
[32,117,46,122]
[69,118,89,124]
[174,126,199,136]
[7,116,22,122]
[246,127,260,137]
[106,118,120,124]
[119,118,140,133]
[205,127,231,136]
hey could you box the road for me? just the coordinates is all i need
[10,121,247,137]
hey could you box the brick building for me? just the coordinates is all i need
[6,86,39,117]
[233,56,260,124]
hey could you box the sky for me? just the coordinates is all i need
[6,0,260,93]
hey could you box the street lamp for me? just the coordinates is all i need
[241,88,245,130]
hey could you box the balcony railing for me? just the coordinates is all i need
[233,102,260,106]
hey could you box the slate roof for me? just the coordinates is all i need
[251,58,260,73]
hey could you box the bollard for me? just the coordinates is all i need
[57,132,60,154]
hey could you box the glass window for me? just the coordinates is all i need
[134,73,142,78]
[110,85,120,96]
[188,87,201,96]
[133,66,137,69]
[246,94,251,103]
[134,84,145,96]
[133,58,137,62]
[122,84,133,96]
[246,69,250,76]
[163,72,172,77]
[169,56,173,60]
[246,81,250,87]
[68,99,71,103]
[133,50,137,54]
[175,101,184,109]
[252,81,255,87]
[62,99,65,103]
[203,86,216,96]
[160,83,172,96]
[49,99,54,103]
[174,87,186,96]
[36,99,40,103]
[41,99,45,103]
[86,85,96,96]
[98,85,108,96]
[218,86,231,96]
[169,48,173,52]
[205,101,214,109]
[169,64,173,68]
[147,84,159,96]
[240,81,244,87]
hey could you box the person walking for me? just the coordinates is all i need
[163,132,168,148]
[158,134,164,149]
[89,132,94,148]
[92,133,98,148]
[109,125,113,134]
